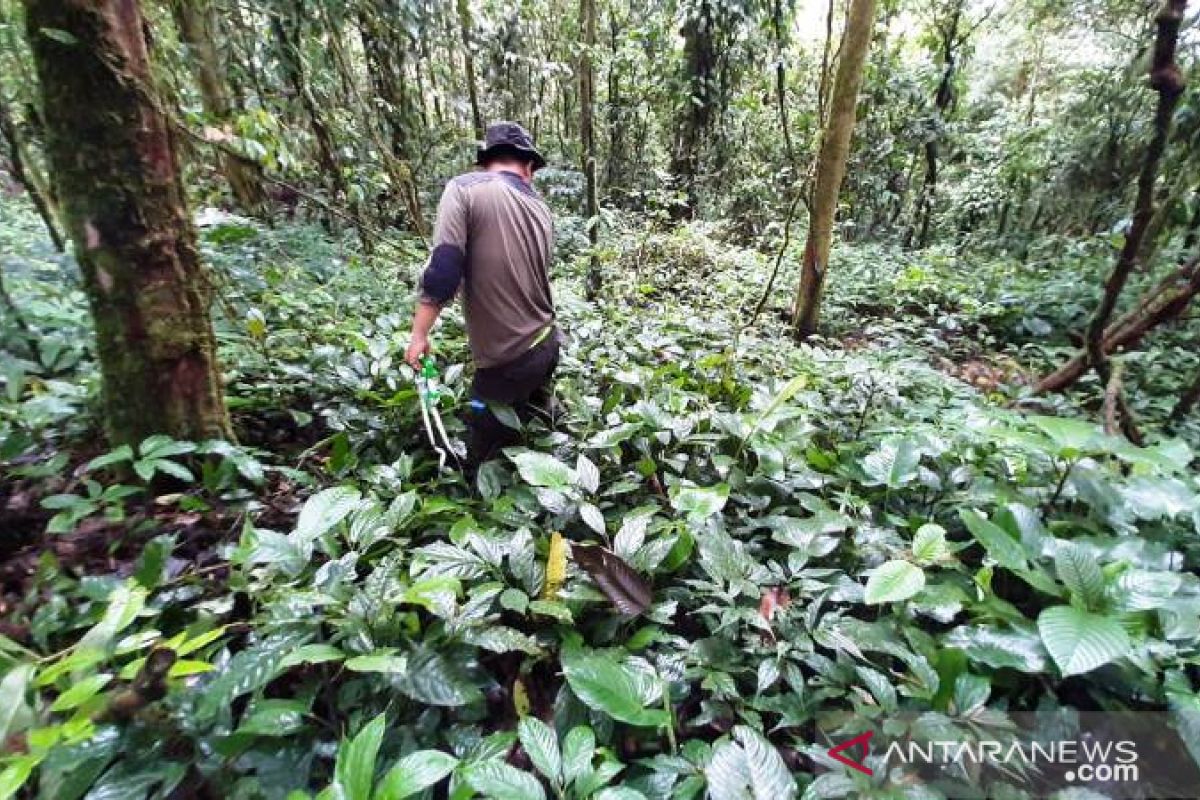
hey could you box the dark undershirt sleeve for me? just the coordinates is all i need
[420,243,465,305]
[419,181,469,306]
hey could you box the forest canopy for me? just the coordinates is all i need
[1,0,1200,798]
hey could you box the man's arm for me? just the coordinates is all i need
[406,183,468,368]
[405,301,442,368]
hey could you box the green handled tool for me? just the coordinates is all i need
[416,355,456,471]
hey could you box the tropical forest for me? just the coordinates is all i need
[1,0,1200,798]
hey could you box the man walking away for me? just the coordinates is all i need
[406,121,561,470]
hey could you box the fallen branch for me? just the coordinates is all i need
[1036,255,1200,392]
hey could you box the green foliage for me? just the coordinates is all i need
[1,186,1199,798]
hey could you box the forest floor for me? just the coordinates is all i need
[2,193,1200,799]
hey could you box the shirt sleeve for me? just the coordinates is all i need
[419,181,469,307]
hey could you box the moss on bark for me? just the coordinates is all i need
[27,0,233,446]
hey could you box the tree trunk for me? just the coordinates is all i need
[271,4,350,233]
[581,0,601,298]
[169,0,263,213]
[605,7,624,191]
[792,0,876,338]
[357,4,410,160]
[1051,0,1188,398]
[455,0,484,140]
[669,0,716,219]
[0,91,65,250]
[772,0,795,167]
[26,0,232,445]
[907,0,962,249]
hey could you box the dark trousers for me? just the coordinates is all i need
[467,336,560,467]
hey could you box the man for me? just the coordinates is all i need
[406,121,560,468]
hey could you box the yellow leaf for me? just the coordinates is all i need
[542,532,567,600]
[513,677,531,718]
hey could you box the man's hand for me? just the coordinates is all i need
[406,332,430,369]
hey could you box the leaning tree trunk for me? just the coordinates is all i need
[26,0,232,445]
[0,91,64,251]
[792,0,877,338]
[455,0,485,141]
[1036,0,1188,404]
[169,0,263,212]
[581,0,601,299]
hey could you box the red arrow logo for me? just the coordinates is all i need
[827,730,874,776]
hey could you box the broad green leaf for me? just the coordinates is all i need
[614,513,650,558]
[1029,415,1105,455]
[959,509,1027,572]
[579,502,606,534]
[561,643,667,728]
[196,633,302,721]
[464,761,546,800]
[464,627,542,655]
[377,750,459,800]
[861,437,920,488]
[50,674,111,712]
[399,647,481,707]
[139,435,196,460]
[511,451,575,489]
[705,739,751,800]
[333,713,385,800]
[743,375,807,442]
[0,663,35,743]
[1054,542,1105,609]
[518,717,561,783]
[669,483,729,519]
[1037,606,1131,677]
[733,726,797,799]
[595,789,648,800]
[295,486,361,542]
[279,643,345,670]
[345,653,408,674]
[562,726,595,786]
[167,660,215,678]
[247,528,310,576]
[576,454,600,493]
[84,445,133,472]
[0,755,38,800]
[237,699,309,737]
[942,625,1048,673]
[911,524,947,564]
[76,582,147,655]
[863,560,925,605]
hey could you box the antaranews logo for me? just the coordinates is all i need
[818,712,1200,799]
[826,730,873,776]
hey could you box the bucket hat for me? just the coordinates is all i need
[475,121,546,170]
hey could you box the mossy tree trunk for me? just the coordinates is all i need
[792,0,877,338]
[581,0,601,299]
[168,0,264,213]
[455,0,484,141]
[26,0,233,446]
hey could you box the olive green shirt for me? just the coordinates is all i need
[421,171,556,369]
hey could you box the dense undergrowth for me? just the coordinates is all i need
[2,194,1200,799]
